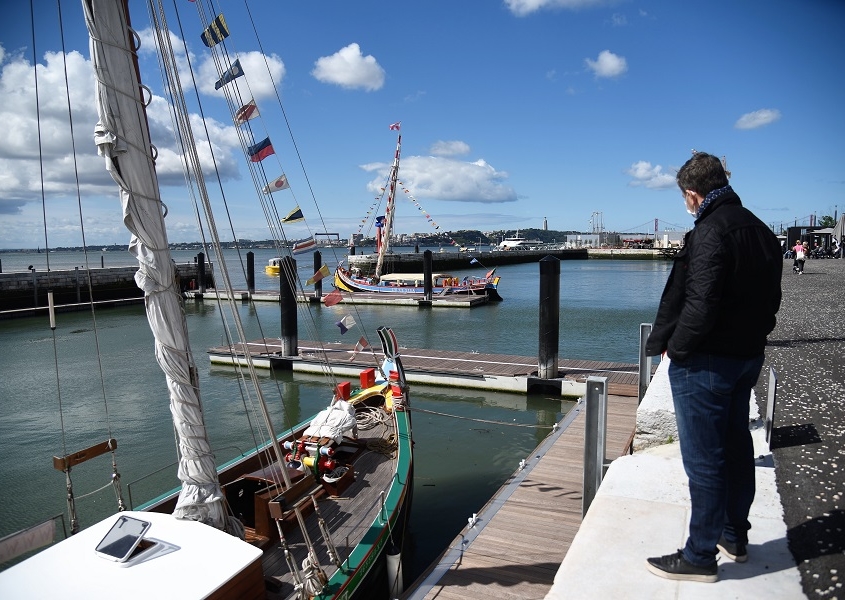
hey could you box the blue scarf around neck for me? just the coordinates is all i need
[696,184,733,218]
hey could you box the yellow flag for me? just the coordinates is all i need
[306,264,331,286]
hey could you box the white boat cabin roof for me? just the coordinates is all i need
[0,511,261,599]
[378,273,452,282]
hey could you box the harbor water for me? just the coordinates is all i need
[0,248,670,581]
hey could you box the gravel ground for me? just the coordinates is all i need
[756,258,845,599]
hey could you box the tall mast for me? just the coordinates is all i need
[82,0,226,529]
[374,134,402,279]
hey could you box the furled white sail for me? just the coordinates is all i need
[82,0,225,529]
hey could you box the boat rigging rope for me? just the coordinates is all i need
[44,0,128,532]
[409,406,558,429]
[299,555,328,598]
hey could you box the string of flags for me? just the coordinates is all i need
[401,185,465,249]
[205,16,291,207]
[204,12,357,329]
[354,123,403,236]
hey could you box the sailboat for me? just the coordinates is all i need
[0,1,412,598]
[333,132,503,300]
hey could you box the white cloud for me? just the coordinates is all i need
[430,140,470,156]
[0,44,244,217]
[585,50,627,78]
[610,13,627,26]
[505,0,609,17]
[734,108,781,130]
[626,161,676,189]
[312,43,385,91]
[361,155,517,203]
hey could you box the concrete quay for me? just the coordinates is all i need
[548,258,844,599]
[0,263,210,313]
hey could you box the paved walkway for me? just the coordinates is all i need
[761,259,845,598]
[547,259,844,599]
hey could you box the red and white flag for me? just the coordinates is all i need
[262,175,290,194]
[349,336,369,361]
[234,99,259,125]
[389,122,401,131]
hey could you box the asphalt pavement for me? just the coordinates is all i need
[760,257,845,599]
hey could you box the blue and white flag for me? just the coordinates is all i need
[214,59,243,90]
[335,315,355,335]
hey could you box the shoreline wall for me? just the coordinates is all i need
[0,263,211,312]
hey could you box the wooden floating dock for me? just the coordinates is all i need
[403,387,638,599]
[189,288,492,307]
[208,337,642,597]
[208,339,643,397]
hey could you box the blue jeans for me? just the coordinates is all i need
[668,353,764,566]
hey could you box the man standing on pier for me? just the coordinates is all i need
[644,152,782,582]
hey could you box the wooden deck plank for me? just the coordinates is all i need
[414,393,638,600]
[209,339,647,390]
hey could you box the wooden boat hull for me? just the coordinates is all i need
[334,266,503,301]
[136,380,414,600]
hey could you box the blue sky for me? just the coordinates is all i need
[1,0,843,249]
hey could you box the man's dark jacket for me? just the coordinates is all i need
[645,190,782,362]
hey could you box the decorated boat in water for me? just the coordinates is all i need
[333,130,503,301]
[335,267,501,299]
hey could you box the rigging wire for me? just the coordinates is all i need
[150,0,279,484]
[29,0,68,460]
[56,0,120,453]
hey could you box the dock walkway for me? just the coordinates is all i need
[403,390,639,599]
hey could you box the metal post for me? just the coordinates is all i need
[313,250,322,299]
[246,251,255,295]
[538,256,560,379]
[423,250,433,301]
[197,252,206,293]
[583,376,608,516]
[638,323,653,403]
[31,267,37,308]
[765,367,778,446]
[279,256,298,356]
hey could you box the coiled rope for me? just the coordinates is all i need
[356,406,390,430]
[367,433,397,458]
